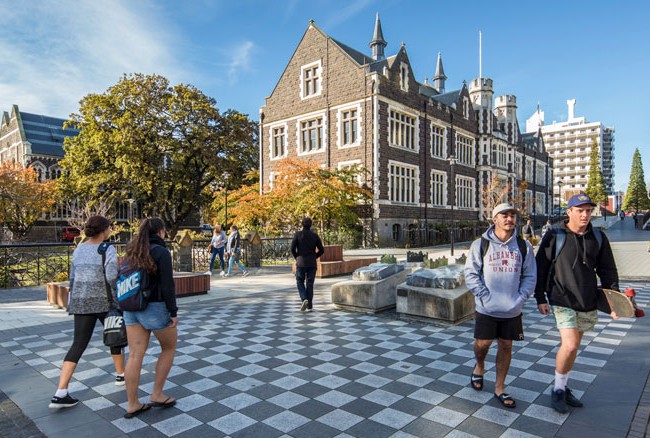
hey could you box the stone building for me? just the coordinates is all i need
[0,104,78,181]
[259,15,551,246]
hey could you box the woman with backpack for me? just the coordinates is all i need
[122,218,178,419]
[49,216,125,409]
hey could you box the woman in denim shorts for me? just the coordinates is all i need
[122,218,178,419]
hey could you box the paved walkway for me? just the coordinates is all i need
[0,219,648,437]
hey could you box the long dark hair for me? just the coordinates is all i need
[124,217,165,273]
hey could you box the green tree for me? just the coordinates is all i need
[58,73,257,236]
[0,162,56,240]
[622,148,650,213]
[584,139,607,211]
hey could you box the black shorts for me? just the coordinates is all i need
[474,312,524,341]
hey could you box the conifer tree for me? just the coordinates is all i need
[622,148,650,213]
[584,139,607,212]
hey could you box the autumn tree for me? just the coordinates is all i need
[213,159,371,237]
[584,139,607,213]
[481,175,511,221]
[0,162,56,239]
[58,73,257,237]
[512,180,535,220]
[622,148,650,213]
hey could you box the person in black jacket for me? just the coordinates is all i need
[291,217,324,312]
[122,218,178,418]
[535,194,619,414]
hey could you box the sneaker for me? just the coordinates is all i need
[49,393,79,409]
[243,271,250,277]
[550,388,569,414]
[115,375,125,386]
[204,270,212,275]
[219,270,225,277]
[223,273,231,277]
[300,299,309,312]
[564,387,583,407]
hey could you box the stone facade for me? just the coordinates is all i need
[260,17,552,246]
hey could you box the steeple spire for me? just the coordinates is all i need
[369,12,387,61]
[433,52,447,93]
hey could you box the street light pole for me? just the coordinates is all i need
[449,155,456,257]
[126,198,135,240]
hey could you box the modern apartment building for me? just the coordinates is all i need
[260,15,551,245]
[526,99,615,205]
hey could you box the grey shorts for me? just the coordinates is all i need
[123,302,172,331]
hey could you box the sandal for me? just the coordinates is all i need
[470,373,484,391]
[149,396,176,408]
[124,403,151,419]
[494,393,516,409]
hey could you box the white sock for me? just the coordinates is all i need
[554,371,569,392]
[55,389,68,398]
[116,373,124,377]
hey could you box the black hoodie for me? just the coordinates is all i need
[534,221,619,312]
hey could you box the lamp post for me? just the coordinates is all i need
[126,198,135,240]
[222,173,230,228]
[449,154,456,256]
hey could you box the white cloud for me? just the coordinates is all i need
[227,41,255,84]
[322,0,374,29]
[0,0,183,117]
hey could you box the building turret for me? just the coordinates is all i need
[494,94,519,144]
[432,52,447,94]
[469,77,494,134]
[369,12,387,61]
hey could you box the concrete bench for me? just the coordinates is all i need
[46,272,210,309]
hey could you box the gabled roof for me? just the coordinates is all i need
[432,89,461,106]
[331,38,373,65]
[20,112,79,157]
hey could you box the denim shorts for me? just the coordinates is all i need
[123,302,172,331]
[552,305,598,332]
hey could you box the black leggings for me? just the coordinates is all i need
[63,313,122,363]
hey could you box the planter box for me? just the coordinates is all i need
[46,272,210,309]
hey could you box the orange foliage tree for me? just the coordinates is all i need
[206,159,371,237]
[0,162,56,239]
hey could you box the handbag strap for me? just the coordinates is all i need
[97,242,118,309]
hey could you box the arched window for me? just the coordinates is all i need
[30,162,46,181]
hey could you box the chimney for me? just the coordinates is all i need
[567,99,576,121]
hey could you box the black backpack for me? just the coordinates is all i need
[115,244,160,311]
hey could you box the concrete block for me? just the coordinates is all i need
[407,264,464,289]
[352,263,404,281]
[332,269,409,313]
[396,284,475,324]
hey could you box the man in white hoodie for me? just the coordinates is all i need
[464,203,537,409]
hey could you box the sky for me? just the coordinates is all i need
[1,0,648,192]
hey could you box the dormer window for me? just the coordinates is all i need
[400,62,409,92]
[300,60,322,100]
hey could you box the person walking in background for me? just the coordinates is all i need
[541,219,553,238]
[49,216,125,409]
[464,203,536,409]
[122,218,178,419]
[535,194,619,414]
[208,223,227,276]
[291,217,324,312]
[522,218,535,245]
[224,225,249,277]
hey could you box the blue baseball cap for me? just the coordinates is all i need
[567,194,597,208]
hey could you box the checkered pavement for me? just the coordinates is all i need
[2,283,647,437]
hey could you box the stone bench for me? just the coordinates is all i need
[46,272,210,309]
[332,263,408,313]
[396,264,475,324]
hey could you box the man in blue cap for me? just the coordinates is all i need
[535,193,619,413]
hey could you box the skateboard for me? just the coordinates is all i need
[597,288,645,318]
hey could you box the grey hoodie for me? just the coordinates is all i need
[464,225,537,318]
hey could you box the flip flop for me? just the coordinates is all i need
[494,392,516,409]
[124,403,151,419]
[149,397,176,408]
[470,373,484,391]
